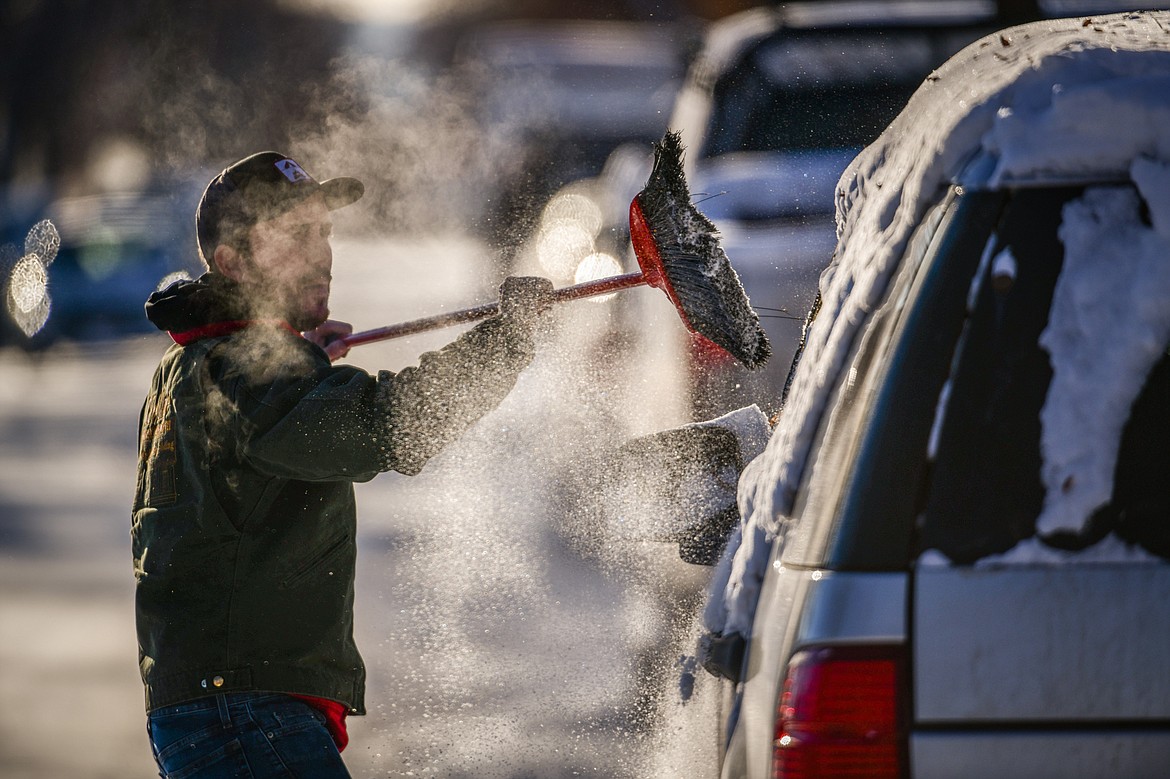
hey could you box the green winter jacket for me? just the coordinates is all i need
[133,274,535,714]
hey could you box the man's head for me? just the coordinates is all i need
[196,152,363,330]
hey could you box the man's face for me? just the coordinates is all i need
[241,193,334,331]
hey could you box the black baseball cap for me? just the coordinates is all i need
[196,151,364,265]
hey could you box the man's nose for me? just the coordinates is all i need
[311,240,333,273]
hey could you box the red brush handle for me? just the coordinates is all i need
[551,271,646,301]
[339,271,647,348]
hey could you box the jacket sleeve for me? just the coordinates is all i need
[213,316,536,481]
[376,315,536,475]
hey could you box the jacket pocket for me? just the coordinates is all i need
[280,532,350,589]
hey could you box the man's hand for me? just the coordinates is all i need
[498,276,555,329]
[304,320,354,362]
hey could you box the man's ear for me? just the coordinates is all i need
[213,244,246,282]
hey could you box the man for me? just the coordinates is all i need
[133,151,553,777]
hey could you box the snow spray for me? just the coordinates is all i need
[298,56,730,778]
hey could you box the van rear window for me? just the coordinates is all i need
[918,185,1170,564]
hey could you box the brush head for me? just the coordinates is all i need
[630,131,771,370]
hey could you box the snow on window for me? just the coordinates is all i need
[990,247,1017,290]
[1133,155,1170,238]
[1036,164,1170,537]
[974,534,1161,567]
[985,76,1170,186]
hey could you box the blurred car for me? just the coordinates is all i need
[1,184,203,349]
[696,10,1170,778]
[453,18,691,254]
[513,1,1003,422]
[673,2,1006,418]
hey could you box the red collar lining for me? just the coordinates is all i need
[169,319,301,345]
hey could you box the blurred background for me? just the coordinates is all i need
[0,2,748,777]
[1,0,721,350]
[2,0,1154,777]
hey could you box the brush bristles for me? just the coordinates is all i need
[634,131,771,370]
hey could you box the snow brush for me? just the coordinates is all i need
[340,131,771,370]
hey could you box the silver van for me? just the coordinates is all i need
[702,11,1170,778]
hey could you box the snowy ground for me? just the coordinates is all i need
[0,235,725,777]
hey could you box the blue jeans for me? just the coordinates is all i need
[147,693,351,778]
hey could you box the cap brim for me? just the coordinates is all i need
[321,177,364,210]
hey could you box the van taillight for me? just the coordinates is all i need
[773,644,907,779]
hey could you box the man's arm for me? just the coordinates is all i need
[223,277,553,480]
[378,276,554,474]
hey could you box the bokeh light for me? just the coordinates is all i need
[542,191,604,237]
[536,221,595,281]
[10,255,48,314]
[24,219,61,266]
[534,190,608,282]
[4,220,59,338]
[7,255,51,336]
[574,252,623,302]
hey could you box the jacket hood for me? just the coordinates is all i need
[145,273,250,334]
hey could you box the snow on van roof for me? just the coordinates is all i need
[707,11,1170,638]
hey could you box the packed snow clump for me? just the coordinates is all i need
[1036,171,1170,536]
